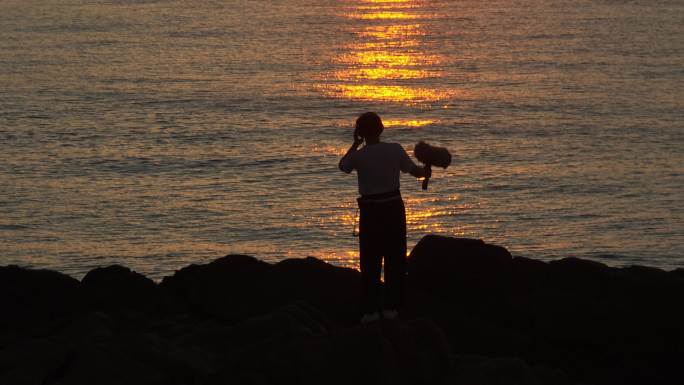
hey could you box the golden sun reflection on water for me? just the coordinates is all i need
[317,0,452,104]
[347,12,418,20]
[352,40,419,49]
[358,24,424,39]
[318,250,361,271]
[312,144,348,156]
[318,84,455,103]
[322,194,472,268]
[335,67,434,80]
[362,0,412,3]
[383,119,436,127]
[356,4,418,11]
[318,0,461,257]
[337,51,440,67]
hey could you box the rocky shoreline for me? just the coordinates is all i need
[2,235,682,385]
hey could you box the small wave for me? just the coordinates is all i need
[0,224,28,231]
[587,253,653,266]
[591,254,626,260]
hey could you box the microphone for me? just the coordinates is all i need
[414,141,452,190]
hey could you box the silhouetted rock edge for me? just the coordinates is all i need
[1,234,682,385]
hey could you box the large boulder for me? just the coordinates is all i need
[160,254,274,322]
[405,234,684,385]
[405,236,526,357]
[81,265,167,313]
[407,235,513,313]
[269,257,361,325]
[0,265,81,332]
[160,255,361,326]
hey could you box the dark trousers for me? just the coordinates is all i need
[357,195,407,314]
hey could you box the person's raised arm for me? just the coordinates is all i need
[398,144,431,179]
[339,129,364,173]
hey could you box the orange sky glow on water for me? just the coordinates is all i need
[0,0,679,280]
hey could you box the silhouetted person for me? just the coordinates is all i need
[339,112,430,323]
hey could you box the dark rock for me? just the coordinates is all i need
[0,336,73,385]
[161,254,360,326]
[49,332,197,385]
[380,318,453,385]
[160,254,274,321]
[270,257,361,326]
[205,317,453,385]
[408,235,513,314]
[81,265,165,313]
[2,235,683,385]
[406,235,684,385]
[670,267,684,279]
[406,235,527,357]
[0,265,81,332]
[449,355,572,385]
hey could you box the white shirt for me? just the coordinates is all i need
[340,142,417,196]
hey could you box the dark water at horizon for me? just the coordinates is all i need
[1,0,683,279]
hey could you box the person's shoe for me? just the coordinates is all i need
[382,309,399,320]
[361,312,380,323]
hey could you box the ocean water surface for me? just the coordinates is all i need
[1,0,682,279]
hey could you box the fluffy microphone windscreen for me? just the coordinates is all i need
[414,141,452,168]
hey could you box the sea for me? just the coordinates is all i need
[1,0,682,280]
